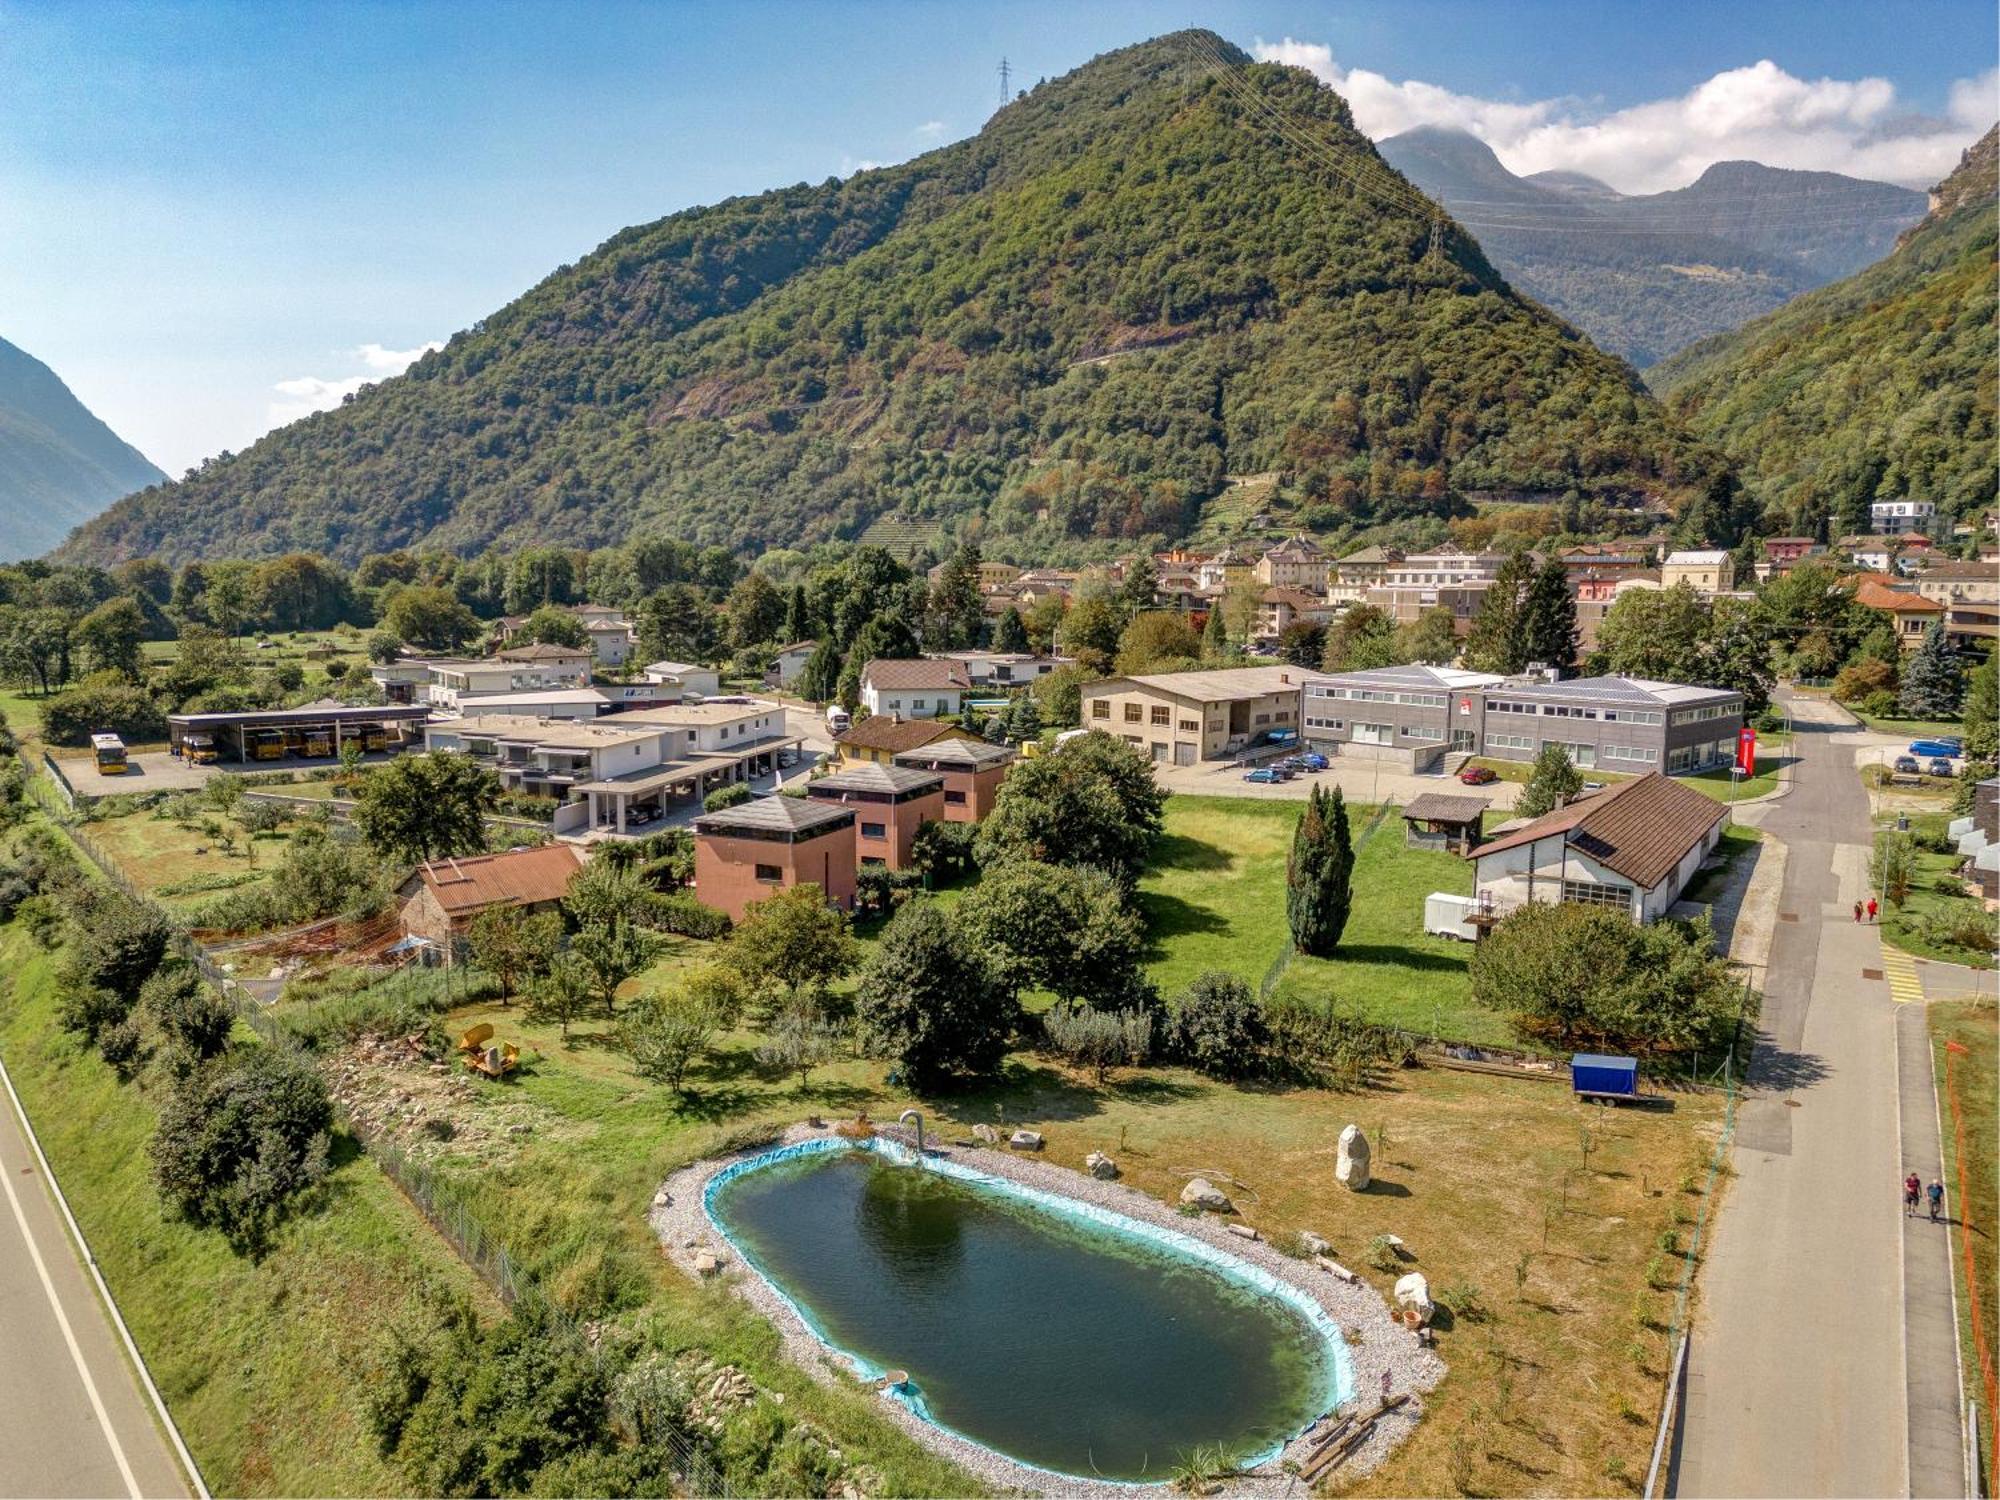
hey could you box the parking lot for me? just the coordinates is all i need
[54,749,215,797]
[1151,752,1522,811]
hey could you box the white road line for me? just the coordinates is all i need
[0,1143,142,1500]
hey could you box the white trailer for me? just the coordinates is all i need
[1424,892,1480,941]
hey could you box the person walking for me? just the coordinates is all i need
[1854,900,1864,923]
[1927,1179,1944,1223]
[1904,1173,1922,1216]
[1867,896,1879,923]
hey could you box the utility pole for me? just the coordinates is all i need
[997,56,1011,105]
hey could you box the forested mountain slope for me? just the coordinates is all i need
[1653,126,1997,538]
[1380,126,1925,367]
[0,338,164,561]
[62,31,1713,568]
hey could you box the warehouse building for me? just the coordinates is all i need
[1081,665,1306,764]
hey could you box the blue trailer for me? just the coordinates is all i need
[1571,1053,1639,1103]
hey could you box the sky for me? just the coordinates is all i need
[4,0,1994,478]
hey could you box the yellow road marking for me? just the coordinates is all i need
[1879,944,1924,1005]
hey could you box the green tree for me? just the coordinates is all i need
[1031,662,1091,727]
[1057,595,1121,669]
[1286,783,1353,957]
[1321,604,1396,671]
[1516,744,1584,819]
[1521,558,1580,674]
[1116,554,1158,619]
[855,899,1018,1088]
[993,607,1029,653]
[725,571,787,649]
[617,993,718,1094]
[782,582,812,642]
[1897,620,1963,719]
[635,583,717,664]
[724,883,860,1015]
[528,953,595,1041]
[468,908,563,1003]
[755,1008,841,1090]
[1593,583,1710,682]
[518,605,589,649]
[794,637,843,703]
[1393,606,1459,666]
[956,859,1152,1010]
[1167,971,1269,1079]
[1961,653,1998,761]
[74,597,147,681]
[1199,600,1228,660]
[383,586,480,652]
[928,542,984,649]
[1114,611,1200,675]
[1275,619,1326,669]
[976,731,1166,887]
[1871,829,1916,907]
[1462,549,1535,674]
[351,752,497,865]
[142,966,234,1062]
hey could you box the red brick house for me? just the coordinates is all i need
[398,844,586,948]
[692,796,857,923]
[804,763,946,870]
[892,739,1017,822]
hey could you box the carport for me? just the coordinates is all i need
[167,703,432,764]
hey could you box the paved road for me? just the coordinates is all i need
[1674,694,1962,1497]
[0,1067,190,1499]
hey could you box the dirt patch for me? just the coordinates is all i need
[324,1032,588,1166]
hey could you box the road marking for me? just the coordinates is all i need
[0,1132,142,1499]
[1880,945,1924,1005]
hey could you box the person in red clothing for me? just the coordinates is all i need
[1905,1173,1922,1215]
[1867,897,1879,923]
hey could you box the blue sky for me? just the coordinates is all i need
[4,0,1993,476]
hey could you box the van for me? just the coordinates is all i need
[826,706,852,735]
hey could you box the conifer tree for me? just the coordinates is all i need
[1520,558,1580,675]
[1463,550,1534,673]
[1287,783,1354,957]
[794,637,842,703]
[994,607,1029,653]
[1517,744,1584,818]
[1117,554,1158,620]
[1201,602,1228,659]
[1898,620,1963,719]
[783,584,811,643]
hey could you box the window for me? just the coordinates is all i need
[1562,879,1633,909]
[1485,732,1532,751]
[1402,725,1444,742]
[944,790,966,805]
[1670,703,1734,726]
[1254,713,1271,726]
[754,863,783,883]
[1150,705,1171,726]
[1092,700,1110,719]
[1602,744,1659,764]
[860,822,886,839]
[1353,722,1393,746]
[911,698,927,714]
[1180,719,1200,733]
[1123,702,1143,724]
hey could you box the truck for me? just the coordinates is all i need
[1570,1053,1639,1103]
[825,705,852,735]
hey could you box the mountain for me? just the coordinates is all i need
[0,338,165,561]
[1651,127,1998,538]
[60,32,1714,570]
[1379,126,1926,367]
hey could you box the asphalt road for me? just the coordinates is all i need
[0,1067,190,1499]
[1673,694,1961,1497]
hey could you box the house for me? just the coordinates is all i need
[1950,778,1999,899]
[693,795,858,922]
[1753,538,1824,582]
[1661,550,1736,595]
[1911,560,2000,607]
[1849,576,1944,648]
[1383,547,1505,588]
[930,650,1070,688]
[641,660,722,698]
[1327,546,1403,606]
[1081,665,1305,765]
[1254,587,1333,640]
[763,641,818,689]
[1560,544,1652,581]
[583,619,636,667]
[427,650,592,711]
[398,844,586,948]
[1195,547,1255,594]
[859,659,972,719]
[1254,535,1330,592]
[1466,774,1729,924]
[832,715,985,767]
[893,739,1016,822]
[805,763,947,870]
[1871,498,1936,535]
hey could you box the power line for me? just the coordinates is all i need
[997,56,1011,106]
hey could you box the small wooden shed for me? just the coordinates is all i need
[1402,792,1489,854]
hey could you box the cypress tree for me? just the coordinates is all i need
[994,607,1029,653]
[1521,557,1580,675]
[1898,619,1963,719]
[1201,602,1228,660]
[783,584,811,643]
[1287,784,1354,957]
[794,637,843,703]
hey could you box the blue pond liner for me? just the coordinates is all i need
[701,1134,1354,1485]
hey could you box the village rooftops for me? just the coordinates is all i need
[1913,559,2000,580]
[693,794,854,838]
[493,643,591,663]
[860,658,973,691]
[1107,665,1306,702]
[1851,578,1944,613]
[891,739,1017,770]
[413,844,585,916]
[806,763,945,798]
[1334,545,1403,564]
[1466,773,1726,891]
[1262,535,1326,558]
[833,716,973,755]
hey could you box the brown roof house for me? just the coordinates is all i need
[1466,773,1728,924]
[692,795,857,923]
[399,844,587,949]
[805,763,946,870]
[893,738,1017,822]
[832,715,984,767]
[858,659,973,720]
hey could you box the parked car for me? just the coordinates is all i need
[777,748,799,768]
[1893,755,1921,774]
[1297,752,1329,770]
[1929,758,1956,778]
[1243,767,1282,784]
[1459,765,1498,786]
[1909,739,1960,759]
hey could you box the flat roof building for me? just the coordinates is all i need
[1081,665,1306,765]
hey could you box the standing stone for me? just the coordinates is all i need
[1335,1124,1372,1191]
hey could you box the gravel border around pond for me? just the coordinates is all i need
[650,1121,1445,1497]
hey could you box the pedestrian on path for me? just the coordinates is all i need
[1905,1173,1922,1215]
[1927,1180,1944,1222]
[1854,900,1864,923]
[1867,897,1879,923]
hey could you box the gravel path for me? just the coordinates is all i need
[651,1122,1444,1497]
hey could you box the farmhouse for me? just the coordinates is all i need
[892,738,1016,821]
[397,843,586,948]
[692,795,857,922]
[1081,665,1305,764]
[804,763,946,870]
[1467,773,1728,923]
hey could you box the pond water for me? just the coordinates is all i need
[709,1145,1340,1481]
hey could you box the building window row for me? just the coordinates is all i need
[1561,879,1633,908]
[1310,687,1445,707]
[1670,704,1733,726]
[1542,740,1596,768]
[1401,725,1445,742]
[1602,744,1660,764]
[1486,733,1532,750]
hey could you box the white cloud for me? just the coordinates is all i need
[914,119,947,139]
[268,340,441,427]
[1252,36,1991,193]
[839,154,888,176]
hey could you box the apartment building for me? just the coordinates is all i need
[929,650,1070,688]
[1382,547,1504,588]
[1851,576,1945,648]
[1871,498,1937,534]
[1081,665,1305,765]
[1195,547,1255,594]
[891,739,1016,822]
[425,649,591,711]
[1254,535,1330,592]
[1326,546,1402,606]
[1661,550,1737,595]
[805,763,947,871]
[1254,587,1334,640]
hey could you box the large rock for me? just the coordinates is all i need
[1394,1271,1433,1321]
[1300,1230,1330,1256]
[972,1123,1000,1144]
[1085,1151,1119,1180]
[1335,1124,1372,1191]
[1181,1177,1234,1212]
[1008,1130,1044,1151]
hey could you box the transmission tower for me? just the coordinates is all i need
[997,56,1011,104]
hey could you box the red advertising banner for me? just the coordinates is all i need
[1736,725,1757,776]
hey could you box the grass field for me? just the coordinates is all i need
[1930,998,1997,1493]
[77,805,296,912]
[1467,732,1794,804]
[0,928,493,1497]
[1874,811,1997,970]
[1850,710,1966,741]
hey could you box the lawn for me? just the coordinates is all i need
[75,803,297,912]
[0,927,494,1497]
[1874,811,1997,970]
[1850,709,1966,741]
[1930,998,1997,1494]
[1468,732,1795,805]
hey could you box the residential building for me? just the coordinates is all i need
[1302,669,1743,775]
[832,715,985,767]
[1911,560,2000,608]
[427,651,591,711]
[1850,576,1944,648]
[371,658,436,704]
[1195,547,1255,594]
[763,641,818,689]
[397,844,586,949]
[1841,536,1897,573]
[805,763,946,870]
[1382,547,1504,588]
[926,559,1022,590]
[1254,535,1330,592]
[1466,773,1728,923]
[1254,587,1333,640]
[859,659,971,719]
[494,642,594,677]
[1081,665,1305,765]
[1871,498,1936,534]
[892,739,1016,822]
[692,797,857,922]
[1362,579,1493,634]
[1753,538,1826,582]
[1327,546,1403,606]
[641,661,722,698]
[1571,570,1626,651]
[1560,544,1652,582]
[1661,550,1736,595]
[930,650,1070,688]
[583,619,636,667]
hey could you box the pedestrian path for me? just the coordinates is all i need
[1880,943,1925,1005]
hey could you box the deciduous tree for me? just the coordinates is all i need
[855,899,1018,1088]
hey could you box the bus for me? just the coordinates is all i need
[90,733,129,775]
[183,733,218,764]
[249,729,287,761]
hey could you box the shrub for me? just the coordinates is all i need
[853,864,924,917]
[854,899,1018,1089]
[1918,900,1998,955]
[642,891,731,939]
[702,783,753,813]
[1832,658,1896,705]
[1263,996,1399,1086]
[96,1017,144,1077]
[1042,1002,1152,1083]
[40,685,167,748]
[617,994,718,1094]
[911,817,979,881]
[60,889,173,1009]
[143,966,235,1060]
[1166,971,1268,1079]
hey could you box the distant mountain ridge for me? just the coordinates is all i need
[0,338,164,561]
[1378,126,1927,366]
[57,31,1716,569]
[1653,126,1997,538]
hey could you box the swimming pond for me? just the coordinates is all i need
[706,1140,1347,1482]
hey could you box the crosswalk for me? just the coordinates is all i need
[1878,943,1924,1005]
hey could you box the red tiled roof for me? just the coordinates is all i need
[1852,579,1942,614]
[1470,774,1726,891]
[413,844,585,915]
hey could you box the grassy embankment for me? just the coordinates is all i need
[1873,810,1997,970]
[1930,998,1997,1494]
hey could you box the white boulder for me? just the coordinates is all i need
[1393,1271,1432,1321]
[1181,1177,1234,1212]
[1336,1124,1372,1191]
